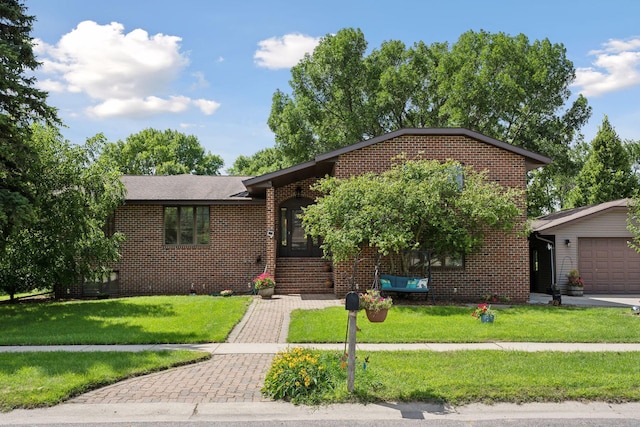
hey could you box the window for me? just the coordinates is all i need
[430,253,464,269]
[164,206,209,245]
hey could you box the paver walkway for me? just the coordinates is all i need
[71,294,342,404]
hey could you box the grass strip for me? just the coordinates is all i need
[0,350,210,411]
[274,350,640,405]
[288,305,640,343]
[0,296,252,345]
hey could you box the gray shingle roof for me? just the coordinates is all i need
[122,175,259,204]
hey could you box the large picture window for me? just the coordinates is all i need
[164,206,209,245]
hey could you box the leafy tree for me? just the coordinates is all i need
[567,116,638,207]
[302,159,523,274]
[624,138,640,176]
[99,128,224,175]
[0,0,59,252]
[527,136,590,216]
[628,199,640,254]
[228,147,290,176]
[268,28,590,168]
[0,125,125,301]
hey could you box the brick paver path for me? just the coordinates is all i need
[71,294,341,404]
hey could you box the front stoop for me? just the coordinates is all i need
[275,257,334,294]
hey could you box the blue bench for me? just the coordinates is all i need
[379,274,433,302]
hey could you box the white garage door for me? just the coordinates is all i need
[578,238,640,293]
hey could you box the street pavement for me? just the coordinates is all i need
[1,293,640,425]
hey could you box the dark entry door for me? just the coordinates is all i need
[279,198,322,257]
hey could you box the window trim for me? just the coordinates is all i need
[164,205,210,246]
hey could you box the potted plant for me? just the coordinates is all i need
[566,269,584,296]
[472,303,496,323]
[254,272,276,298]
[359,289,393,322]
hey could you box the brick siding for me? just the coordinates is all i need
[104,203,266,297]
[96,132,530,303]
[331,134,529,302]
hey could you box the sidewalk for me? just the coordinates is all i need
[1,293,640,424]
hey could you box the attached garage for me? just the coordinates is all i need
[531,199,640,295]
[578,237,640,293]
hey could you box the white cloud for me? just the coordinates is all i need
[35,21,220,118]
[87,96,192,118]
[36,78,66,93]
[574,37,640,97]
[193,99,221,115]
[254,33,321,69]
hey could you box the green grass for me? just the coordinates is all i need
[0,350,210,411]
[0,290,50,302]
[322,350,640,405]
[0,296,252,345]
[288,305,640,343]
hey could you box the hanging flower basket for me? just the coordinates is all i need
[359,290,392,323]
[365,308,388,322]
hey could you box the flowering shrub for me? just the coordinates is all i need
[253,272,276,290]
[472,303,496,319]
[220,289,233,296]
[567,269,584,287]
[262,347,334,404]
[359,289,392,312]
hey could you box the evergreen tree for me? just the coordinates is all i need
[568,116,638,207]
[0,0,59,251]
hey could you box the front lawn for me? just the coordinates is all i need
[288,305,640,343]
[263,348,640,405]
[0,350,210,411]
[0,296,252,345]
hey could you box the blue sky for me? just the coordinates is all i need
[26,0,640,172]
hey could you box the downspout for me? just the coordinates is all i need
[533,233,561,304]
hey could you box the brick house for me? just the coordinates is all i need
[68,128,550,302]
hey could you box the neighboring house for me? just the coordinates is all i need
[63,128,550,302]
[530,199,640,294]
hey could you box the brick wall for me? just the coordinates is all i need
[109,203,266,297]
[101,132,530,302]
[331,134,529,302]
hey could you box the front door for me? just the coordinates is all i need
[279,198,322,257]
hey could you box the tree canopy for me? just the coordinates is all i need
[302,159,523,273]
[268,28,590,167]
[0,125,125,300]
[0,0,59,251]
[98,128,224,175]
[228,147,289,176]
[567,116,637,207]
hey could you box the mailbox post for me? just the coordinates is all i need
[345,291,359,392]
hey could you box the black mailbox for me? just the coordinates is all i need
[345,291,360,310]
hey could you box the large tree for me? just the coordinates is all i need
[228,147,289,176]
[0,125,125,301]
[99,128,224,175]
[567,116,637,208]
[0,0,59,251]
[268,28,590,168]
[302,159,523,273]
